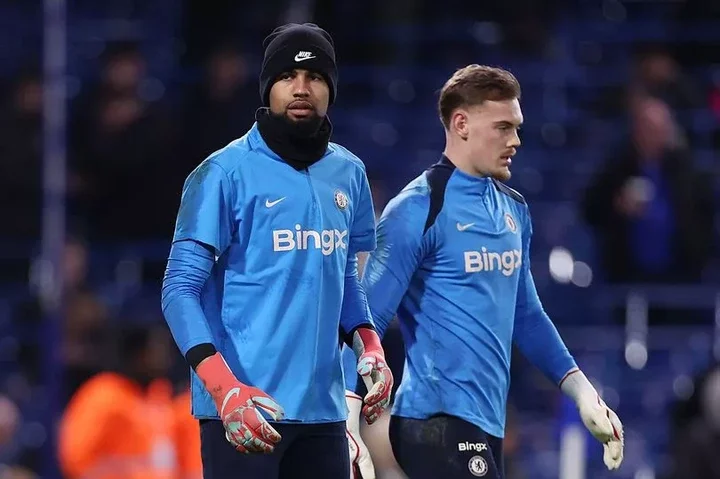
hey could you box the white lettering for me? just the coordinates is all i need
[464,248,521,276]
[273,224,348,256]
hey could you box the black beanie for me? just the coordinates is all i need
[259,23,338,106]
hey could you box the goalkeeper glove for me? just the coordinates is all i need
[560,369,624,470]
[352,327,393,425]
[196,352,285,454]
[346,391,376,479]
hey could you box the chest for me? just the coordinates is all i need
[435,196,523,278]
[238,159,354,254]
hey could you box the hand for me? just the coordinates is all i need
[560,369,624,471]
[357,351,393,424]
[196,353,285,454]
[346,391,376,479]
[218,384,285,454]
[577,393,624,470]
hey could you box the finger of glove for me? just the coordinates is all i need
[603,441,623,470]
[250,393,285,421]
[243,435,276,454]
[234,442,250,454]
[363,380,389,408]
[247,408,283,444]
[363,395,390,420]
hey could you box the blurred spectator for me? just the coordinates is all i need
[58,323,178,479]
[0,71,42,244]
[593,44,702,119]
[179,43,255,176]
[582,96,713,287]
[13,236,112,397]
[70,43,175,240]
[172,388,202,479]
[668,363,720,478]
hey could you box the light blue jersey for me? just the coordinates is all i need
[169,123,376,422]
[344,156,576,438]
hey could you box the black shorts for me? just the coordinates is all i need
[389,414,504,479]
[200,419,349,479]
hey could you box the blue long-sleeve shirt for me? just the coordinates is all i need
[343,155,576,437]
[161,123,376,422]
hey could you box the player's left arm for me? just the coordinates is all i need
[340,166,393,428]
[513,208,624,471]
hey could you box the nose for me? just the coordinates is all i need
[508,129,521,148]
[291,74,310,97]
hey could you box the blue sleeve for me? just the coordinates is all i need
[173,159,236,256]
[342,190,428,391]
[362,191,429,338]
[512,210,577,384]
[349,167,377,254]
[161,240,215,355]
[339,255,374,335]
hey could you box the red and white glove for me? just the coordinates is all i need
[346,391,376,479]
[560,369,624,470]
[352,328,393,425]
[196,353,285,454]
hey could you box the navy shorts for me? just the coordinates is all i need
[200,419,349,479]
[389,414,504,478]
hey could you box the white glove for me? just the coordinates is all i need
[346,391,376,479]
[560,369,624,470]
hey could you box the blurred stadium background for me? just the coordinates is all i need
[1,0,720,478]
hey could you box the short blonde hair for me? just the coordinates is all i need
[438,65,521,129]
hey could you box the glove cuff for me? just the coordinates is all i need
[195,352,243,406]
[559,368,598,404]
[352,327,384,358]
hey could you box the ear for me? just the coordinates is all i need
[451,110,469,140]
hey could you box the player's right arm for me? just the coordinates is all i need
[161,159,284,454]
[343,188,429,478]
[342,188,429,392]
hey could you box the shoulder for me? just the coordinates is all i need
[327,142,368,175]
[380,176,431,232]
[203,134,255,176]
[491,179,526,205]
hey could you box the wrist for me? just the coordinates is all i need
[195,352,242,400]
[559,369,598,404]
[352,326,383,357]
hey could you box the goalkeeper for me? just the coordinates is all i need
[343,65,623,479]
[162,23,393,479]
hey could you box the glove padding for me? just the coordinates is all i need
[577,393,624,470]
[346,391,376,479]
[196,352,285,454]
[561,369,624,471]
[219,385,285,454]
[356,350,393,424]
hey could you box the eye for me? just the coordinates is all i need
[310,73,324,82]
[278,72,293,81]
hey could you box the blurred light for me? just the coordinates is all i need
[625,339,648,370]
[471,21,502,45]
[20,422,47,448]
[672,375,694,400]
[387,79,415,103]
[634,466,655,479]
[371,123,398,147]
[541,123,566,147]
[571,261,593,288]
[139,78,165,102]
[548,247,574,283]
[602,0,627,22]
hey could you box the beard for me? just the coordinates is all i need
[271,108,324,137]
